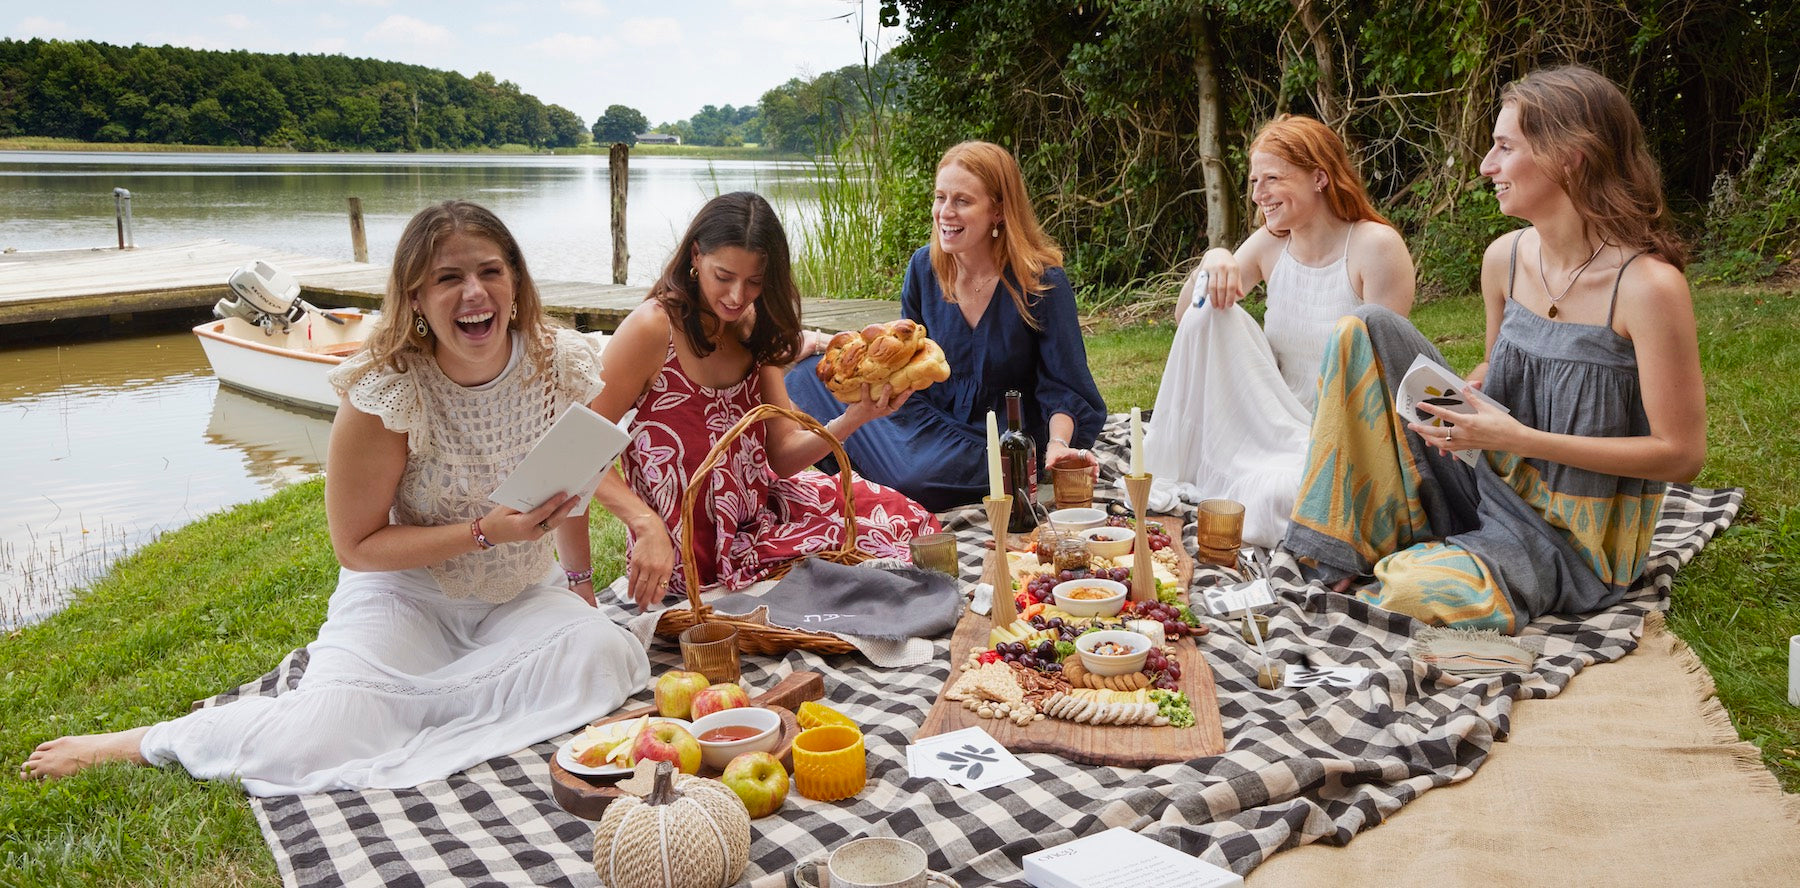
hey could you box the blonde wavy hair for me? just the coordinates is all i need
[350,200,557,383]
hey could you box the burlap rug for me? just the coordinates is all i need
[1249,610,1800,887]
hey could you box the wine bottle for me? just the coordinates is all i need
[999,390,1039,533]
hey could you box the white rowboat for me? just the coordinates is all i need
[193,308,373,414]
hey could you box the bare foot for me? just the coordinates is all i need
[19,727,151,781]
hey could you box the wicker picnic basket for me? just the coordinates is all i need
[652,403,868,656]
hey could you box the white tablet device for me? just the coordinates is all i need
[488,402,630,518]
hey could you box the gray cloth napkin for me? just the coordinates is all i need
[708,558,963,641]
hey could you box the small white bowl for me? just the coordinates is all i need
[1046,507,1106,532]
[1079,525,1134,558]
[690,706,783,771]
[1052,577,1127,618]
[1076,629,1152,676]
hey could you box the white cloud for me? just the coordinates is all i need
[220,14,253,31]
[529,33,613,60]
[619,16,680,46]
[313,37,348,53]
[561,0,609,16]
[15,16,72,38]
[475,21,519,38]
[317,14,346,29]
[339,0,394,7]
[364,14,452,48]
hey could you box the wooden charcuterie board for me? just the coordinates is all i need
[915,610,1224,767]
[917,514,1222,766]
[549,671,825,820]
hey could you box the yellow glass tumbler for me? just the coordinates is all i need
[791,724,867,802]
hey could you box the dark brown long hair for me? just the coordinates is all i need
[928,140,1062,331]
[1502,65,1687,269]
[649,191,799,366]
[1248,114,1392,235]
[355,200,553,381]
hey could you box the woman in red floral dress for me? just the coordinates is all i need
[591,192,940,609]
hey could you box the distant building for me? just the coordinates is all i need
[637,133,681,145]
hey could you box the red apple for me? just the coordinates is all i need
[689,683,751,720]
[631,721,702,774]
[718,751,789,818]
[653,670,712,719]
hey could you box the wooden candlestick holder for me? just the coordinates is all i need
[984,494,1017,628]
[1124,473,1155,602]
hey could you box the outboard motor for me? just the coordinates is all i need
[213,261,342,333]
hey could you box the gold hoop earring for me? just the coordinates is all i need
[414,316,429,338]
[689,265,698,279]
[511,303,518,320]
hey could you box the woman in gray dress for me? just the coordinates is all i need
[1281,65,1705,633]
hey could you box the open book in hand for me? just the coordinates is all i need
[488,403,630,518]
[1393,355,1509,468]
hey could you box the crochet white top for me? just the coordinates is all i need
[1262,222,1363,410]
[326,328,606,602]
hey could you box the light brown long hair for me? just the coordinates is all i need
[929,140,1063,330]
[1502,65,1687,269]
[1248,114,1391,236]
[648,191,800,366]
[352,200,555,382]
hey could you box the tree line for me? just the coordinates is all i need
[0,39,588,151]
[878,0,1800,294]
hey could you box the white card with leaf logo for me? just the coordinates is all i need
[907,726,1032,791]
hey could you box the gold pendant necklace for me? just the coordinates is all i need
[1540,239,1607,319]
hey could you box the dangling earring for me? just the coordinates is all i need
[991,225,1000,239]
[414,315,429,338]
[511,303,518,320]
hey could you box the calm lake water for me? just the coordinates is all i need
[0,151,825,626]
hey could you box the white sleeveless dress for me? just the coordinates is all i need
[1142,226,1362,547]
[138,330,650,796]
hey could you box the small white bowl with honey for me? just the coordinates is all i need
[1051,577,1127,617]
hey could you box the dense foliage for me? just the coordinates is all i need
[592,104,649,146]
[0,38,589,150]
[881,0,1800,297]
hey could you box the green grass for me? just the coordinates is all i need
[3,284,1796,884]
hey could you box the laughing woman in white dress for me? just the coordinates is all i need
[21,201,649,795]
[1144,114,1415,547]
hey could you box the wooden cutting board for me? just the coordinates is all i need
[549,671,825,820]
[915,610,1225,767]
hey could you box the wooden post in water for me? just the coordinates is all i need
[347,197,369,263]
[609,143,629,285]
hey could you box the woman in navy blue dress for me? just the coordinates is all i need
[788,140,1105,512]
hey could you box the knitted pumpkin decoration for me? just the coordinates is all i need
[593,761,752,888]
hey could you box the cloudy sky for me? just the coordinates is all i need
[4,0,898,126]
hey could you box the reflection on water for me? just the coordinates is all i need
[0,331,328,627]
[0,151,821,285]
[0,151,831,625]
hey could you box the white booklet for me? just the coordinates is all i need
[488,402,630,518]
[1392,355,1509,468]
[1022,827,1243,888]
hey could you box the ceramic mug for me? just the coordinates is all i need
[794,837,960,888]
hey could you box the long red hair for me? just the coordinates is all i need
[928,140,1063,330]
[1248,114,1391,236]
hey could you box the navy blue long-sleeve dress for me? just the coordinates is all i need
[787,246,1106,512]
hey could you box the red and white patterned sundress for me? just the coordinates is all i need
[622,341,941,595]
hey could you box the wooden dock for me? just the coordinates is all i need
[0,241,898,334]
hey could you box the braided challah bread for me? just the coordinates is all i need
[815,319,951,403]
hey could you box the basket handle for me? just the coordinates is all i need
[678,403,860,618]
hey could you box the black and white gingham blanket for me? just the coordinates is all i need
[206,416,1742,887]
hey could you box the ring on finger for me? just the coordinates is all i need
[537,520,553,532]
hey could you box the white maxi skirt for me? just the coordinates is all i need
[140,566,650,796]
[1142,302,1312,549]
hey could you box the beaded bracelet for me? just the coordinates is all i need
[470,517,495,550]
[564,567,594,588]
